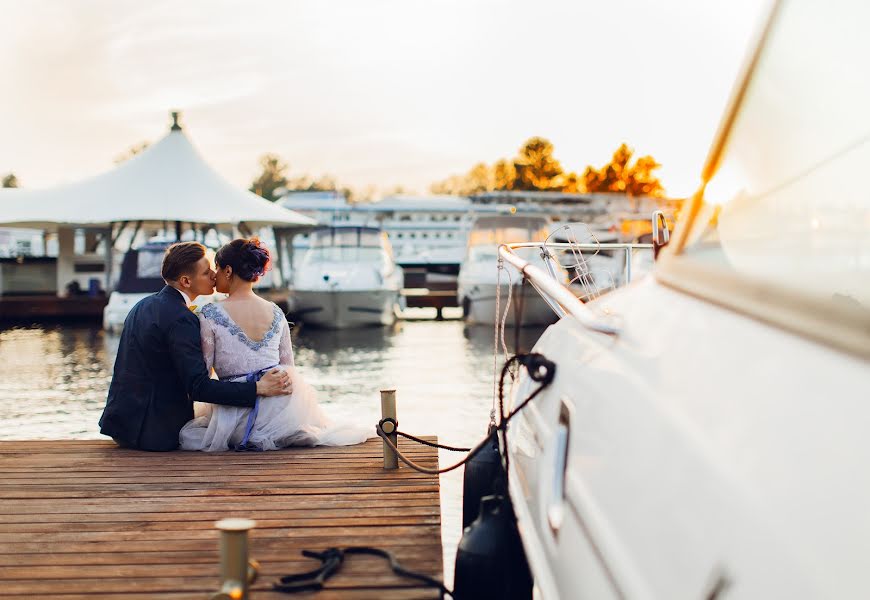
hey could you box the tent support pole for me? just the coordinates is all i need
[127,221,143,251]
[111,221,129,247]
[105,223,114,294]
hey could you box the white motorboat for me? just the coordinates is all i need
[291,225,403,328]
[458,216,568,326]
[495,2,870,598]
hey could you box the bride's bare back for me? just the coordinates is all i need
[220,295,277,343]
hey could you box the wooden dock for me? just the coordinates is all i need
[0,439,443,599]
[0,294,107,321]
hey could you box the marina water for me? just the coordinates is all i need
[0,314,547,583]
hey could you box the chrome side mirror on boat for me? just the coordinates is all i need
[652,210,670,260]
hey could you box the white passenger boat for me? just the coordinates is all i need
[291,225,403,328]
[498,2,870,597]
[457,216,568,326]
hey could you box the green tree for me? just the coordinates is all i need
[250,153,289,201]
[2,173,19,188]
[582,143,664,197]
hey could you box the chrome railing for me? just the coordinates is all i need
[498,242,653,335]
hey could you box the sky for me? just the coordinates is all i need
[0,0,768,199]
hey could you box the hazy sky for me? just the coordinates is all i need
[0,0,767,198]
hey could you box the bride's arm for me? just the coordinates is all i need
[198,313,216,376]
[278,318,295,367]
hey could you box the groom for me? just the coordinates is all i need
[99,241,292,451]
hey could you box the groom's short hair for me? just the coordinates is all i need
[162,242,206,282]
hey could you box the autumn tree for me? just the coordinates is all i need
[2,173,19,188]
[582,143,664,197]
[492,159,516,191]
[429,138,577,194]
[511,137,566,191]
[430,162,493,195]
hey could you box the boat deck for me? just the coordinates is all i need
[0,439,443,599]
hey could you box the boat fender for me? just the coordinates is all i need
[453,494,533,600]
[461,428,504,528]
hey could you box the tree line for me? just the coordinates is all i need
[430,137,665,198]
[2,136,666,200]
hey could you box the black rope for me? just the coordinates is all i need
[273,546,452,598]
[375,353,555,476]
[395,430,471,452]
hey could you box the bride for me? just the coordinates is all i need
[179,237,373,451]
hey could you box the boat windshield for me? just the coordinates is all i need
[302,246,385,264]
[680,0,870,313]
[136,250,163,279]
[467,226,549,247]
[309,228,384,249]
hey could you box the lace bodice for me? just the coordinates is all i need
[199,302,294,380]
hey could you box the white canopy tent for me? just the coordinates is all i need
[0,113,315,295]
[0,117,314,230]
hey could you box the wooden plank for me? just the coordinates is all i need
[0,439,444,598]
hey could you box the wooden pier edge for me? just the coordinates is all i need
[0,438,443,599]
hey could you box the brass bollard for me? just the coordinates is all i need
[380,389,398,470]
[210,518,259,600]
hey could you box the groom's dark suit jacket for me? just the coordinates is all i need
[99,286,256,451]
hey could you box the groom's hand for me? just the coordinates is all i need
[256,369,292,396]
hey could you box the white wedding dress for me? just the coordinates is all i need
[179,301,373,452]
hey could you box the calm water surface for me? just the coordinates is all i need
[0,316,546,582]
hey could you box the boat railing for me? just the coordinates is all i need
[498,242,653,335]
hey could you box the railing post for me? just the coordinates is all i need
[380,389,398,470]
[211,518,258,600]
[624,246,632,284]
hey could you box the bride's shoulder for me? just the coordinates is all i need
[198,301,227,322]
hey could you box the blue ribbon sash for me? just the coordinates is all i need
[221,364,280,452]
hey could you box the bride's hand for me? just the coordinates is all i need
[256,369,292,396]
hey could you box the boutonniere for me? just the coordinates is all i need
[188,304,198,313]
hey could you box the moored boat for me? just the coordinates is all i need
[467,2,870,597]
[291,225,403,328]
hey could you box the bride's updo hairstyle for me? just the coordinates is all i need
[215,237,271,282]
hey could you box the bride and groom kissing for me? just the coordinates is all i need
[99,238,371,452]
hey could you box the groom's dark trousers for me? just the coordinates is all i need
[99,286,256,451]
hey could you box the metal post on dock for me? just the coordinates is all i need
[211,518,259,600]
[380,389,398,470]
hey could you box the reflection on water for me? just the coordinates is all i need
[0,319,548,583]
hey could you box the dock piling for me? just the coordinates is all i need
[211,518,257,600]
[380,388,399,469]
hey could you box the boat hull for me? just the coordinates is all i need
[292,289,399,328]
[507,277,870,598]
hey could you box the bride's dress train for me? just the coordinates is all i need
[179,302,372,452]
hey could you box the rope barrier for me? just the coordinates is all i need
[375,353,556,477]
[395,429,471,453]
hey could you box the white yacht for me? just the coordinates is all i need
[498,2,870,597]
[280,192,514,275]
[291,225,402,328]
[457,216,568,326]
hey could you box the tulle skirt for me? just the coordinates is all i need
[179,366,374,452]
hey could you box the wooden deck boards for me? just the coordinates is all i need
[0,439,443,599]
